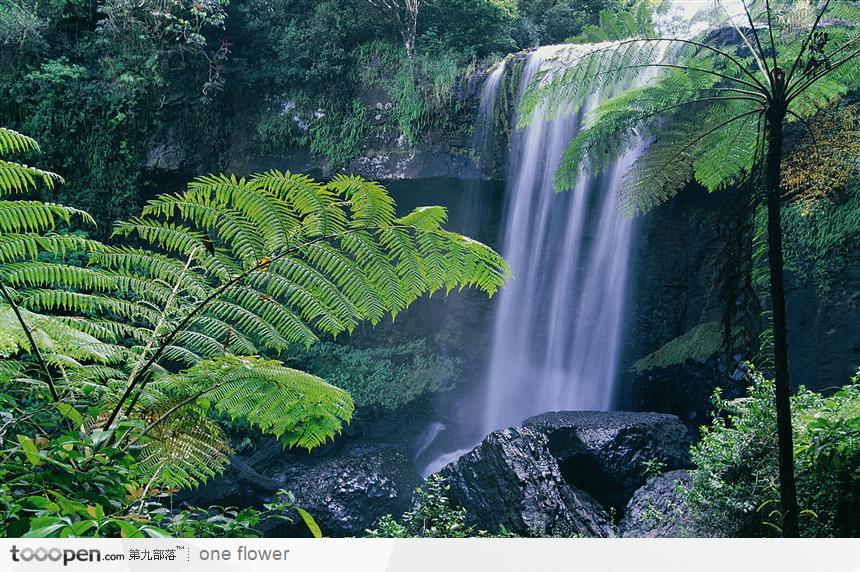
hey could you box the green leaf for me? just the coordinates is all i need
[70,520,97,536]
[25,496,59,512]
[17,435,43,466]
[295,507,322,538]
[116,520,142,538]
[56,403,83,427]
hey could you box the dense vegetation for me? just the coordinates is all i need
[0,0,627,230]
[687,368,859,538]
[1,0,858,540]
[0,127,508,536]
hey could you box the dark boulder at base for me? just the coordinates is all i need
[268,445,422,537]
[524,411,692,512]
[439,426,615,537]
[182,441,421,538]
[618,353,749,434]
[620,470,694,538]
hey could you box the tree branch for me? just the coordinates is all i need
[786,45,860,104]
[764,0,779,73]
[727,0,773,84]
[784,0,833,87]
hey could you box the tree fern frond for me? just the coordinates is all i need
[147,356,354,450]
[133,412,231,490]
[0,128,40,156]
[328,174,397,228]
[0,201,94,233]
[0,161,64,196]
[252,170,348,236]
[0,233,100,264]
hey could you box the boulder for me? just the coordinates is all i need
[182,441,421,538]
[268,444,422,537]
[524,411,692,511]
[620,470,694,538]
[439,426,615,537]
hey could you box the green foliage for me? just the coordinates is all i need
[0,416,166,538]
[521,0,860,215]
[309,100,369,167]
[783,174,860,295]
[356,39,464,145]
[0,1,48,53]
[421,0,519,57]
[366,475,473,538]
[515,0,619,46]
[641,457,668,479]
[686,367,860,537]
[286,339,457,411]
[146,490,321,538]
[133,356,353,491]
[571,1,663,43]
[0,400,315,538]
[1,128,509,502]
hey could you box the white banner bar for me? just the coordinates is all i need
[1,538,858,572]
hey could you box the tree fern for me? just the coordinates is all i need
[0,134,510,491]
[0,128,98,401]
[521,0,858,537]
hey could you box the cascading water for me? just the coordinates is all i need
[412,62,506,473]
[423,43,659,475]
[480,43,641,434]
[448,62,505,235]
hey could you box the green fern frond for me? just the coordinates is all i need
[0,161,64,196]
[0,201,94,233]
[0,128,40,156]
[147,355,354,451]
[133,412,231,490]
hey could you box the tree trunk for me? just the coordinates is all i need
[764,110,799,538]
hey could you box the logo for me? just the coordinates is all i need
[10,546,101,567]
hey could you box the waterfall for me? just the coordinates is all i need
[414,62,506,476]
[422,44,660,476]
[450,61,506,235]
[473,63,505,176]
[479,44,644,435]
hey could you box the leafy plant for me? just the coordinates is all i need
[686,367,859,537]
[366,475,473,538]
[286,339,457,411]
[0,127,510,520]
[641,457,668,479]
[147,490,321,538]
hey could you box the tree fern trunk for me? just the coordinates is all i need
[764,110,799,538]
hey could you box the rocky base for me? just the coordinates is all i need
[435,411,694,537]
[187,410,697,538]
[619,470,694,538]
[181,440,421,537]
[523,411,692,512]
[440,427,615,537]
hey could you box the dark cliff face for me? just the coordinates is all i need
[622,184,859,398]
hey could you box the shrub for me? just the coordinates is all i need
[686,367,860,537]
[366,475,472,538]
[420,0,519,58]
